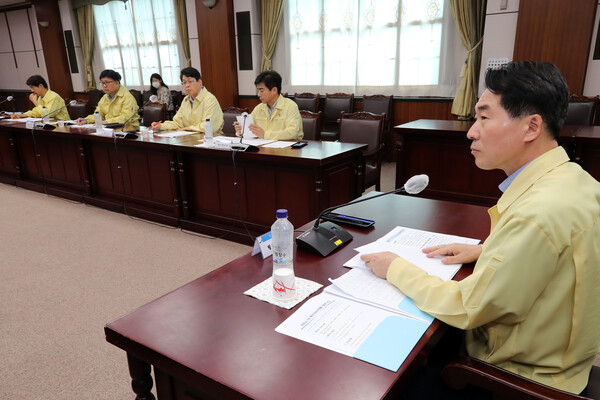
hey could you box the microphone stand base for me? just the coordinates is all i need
[296,221,353,257]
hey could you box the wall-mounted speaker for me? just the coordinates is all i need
[64,30,79,73]
[236,11,252,70]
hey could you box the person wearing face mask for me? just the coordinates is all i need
[149,73,173,113]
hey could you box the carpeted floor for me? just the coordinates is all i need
[0,183,251,399]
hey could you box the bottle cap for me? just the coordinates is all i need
[206,118,210,122]
[276,209,288,218]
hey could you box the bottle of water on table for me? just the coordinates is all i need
[271,209,296,299]
[204,118,213,147]
[94,111,103,134]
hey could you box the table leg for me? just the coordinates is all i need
[127,353,156,400]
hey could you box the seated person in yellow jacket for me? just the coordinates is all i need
[76,69,139,129]
[152,67,223,135]
[234,70,303,140]
[362,61,600,398]
[10,75,70,121]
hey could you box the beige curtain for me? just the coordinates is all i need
[76,5,96,91]
[174,0,191,67]
[449,0,486,120]
[260,0,284,71]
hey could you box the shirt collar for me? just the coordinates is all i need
[498,161,532,192]
[267,96,280,118]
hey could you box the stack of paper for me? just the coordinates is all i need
[275,226,479,371]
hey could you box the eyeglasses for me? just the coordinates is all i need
[99,80,115,86]
[181,80,197,86]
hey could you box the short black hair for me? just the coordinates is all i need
[254,70,282,95]
[26,75,48,88]
[180,67,201,82]
[484,61,569,140]
[99,69,122,82]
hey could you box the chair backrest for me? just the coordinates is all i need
[363,94,393,121]
[171,90,183,111]
[565,101,595,125]
[142,90,154,103]
[66,99,89,119]
[87,89,104,110]
[142,103,166,127]
[293,92,320,112]
[324,93,354,123]
[222,106,249,136]
[129,89,143,108]
[300,110,322,141]
[442,355,600,400]
[339,111,384,155]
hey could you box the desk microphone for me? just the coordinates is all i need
[296,174,430,257]
[114,95,157,138]
[231,112,259,152]
[0,95,14,106]
[36,100,76,129]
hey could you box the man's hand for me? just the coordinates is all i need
[76,117,90,125]
[360,252,399,279]
[248,123,264,138]
[29,93,38,106]
[10,113,24,119]
[234,121,242,135]
[422,243,482,264]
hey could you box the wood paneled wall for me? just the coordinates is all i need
[513,0,597,94]
[196,0,238,107]
[33,0,73,100]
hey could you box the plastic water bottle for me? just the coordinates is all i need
[42,106,49,124]
[271,209,295,299]
[204,118,213,147]
[94,111,103,134]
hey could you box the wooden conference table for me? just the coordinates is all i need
[0,119,365,244]
[395,119,600,206]
[105,194,491,400]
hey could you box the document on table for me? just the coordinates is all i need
[275,292,430,372]
[155,131,197,138]
[214,136,275,146]
[276,226,480,371]
[261,141,297,148]
[344,226,480,280]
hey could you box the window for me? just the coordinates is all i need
[276,0,466,96]
[93,0,181,89]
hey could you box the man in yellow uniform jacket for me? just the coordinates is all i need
[234,70,303,140]
[76,69,139,129]
[362,62,600,399]
[10,75,70,121]
[153,67,223,136]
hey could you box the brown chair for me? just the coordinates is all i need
[442,355,600,400]
[222,107,249,136]
[339,111,385,191]
[87,89,104,110]
[321,93,354,141]
[363,94,394,159]
[565,94,599,126]
[129,89,143,108]
[293,92,320,112]
[142,103,166,127]
[66,99,89,120]
[300,110,322,141]
[142,90,154,103]
[171,90,183,109]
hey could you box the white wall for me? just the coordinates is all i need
[478,0,519,96]
[58,0,85,93]
[0,6,48,91]
[584,1,600,96]
[234,0,262,96]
